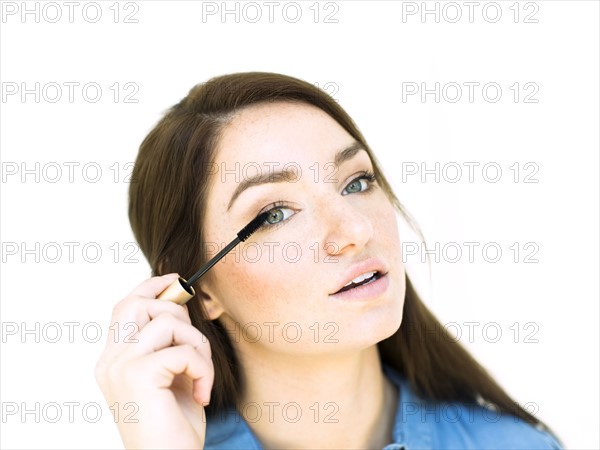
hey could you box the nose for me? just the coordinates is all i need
[317,193,374,258]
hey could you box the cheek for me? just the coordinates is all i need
[210,248,307,322]
[376,203,406,291]
[381,209,401,250]
[369,196,402,250]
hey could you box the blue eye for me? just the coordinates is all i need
[260,202,295,228]
[342,171,377,195]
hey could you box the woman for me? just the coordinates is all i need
[95,72,563,449]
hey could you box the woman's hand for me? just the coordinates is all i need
[95,274,214,449]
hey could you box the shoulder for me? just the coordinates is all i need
[383,365,563,450]
[426,401,563,449]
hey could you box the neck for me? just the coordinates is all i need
[236,346,398,449]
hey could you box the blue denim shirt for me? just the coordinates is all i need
[204,365,563,449]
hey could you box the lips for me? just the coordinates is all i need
[330,257,388,296]
[334,271,381,294]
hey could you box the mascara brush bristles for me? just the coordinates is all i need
[238,211,270,241]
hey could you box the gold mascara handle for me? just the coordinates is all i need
[157,277,195,305]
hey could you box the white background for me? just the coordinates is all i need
[1,1,598,448]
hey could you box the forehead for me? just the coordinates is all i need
[214,101,352,165]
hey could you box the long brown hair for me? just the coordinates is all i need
[129,72,561,443]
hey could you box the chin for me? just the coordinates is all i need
[365,298,404,343]
[377,308,404,341]
[336,308,403,352]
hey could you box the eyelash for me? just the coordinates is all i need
[257,170,378,231]
[342,170,377,196]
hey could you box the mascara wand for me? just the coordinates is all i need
[157,211,270,305]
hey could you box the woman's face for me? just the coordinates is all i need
[200,101,405,355]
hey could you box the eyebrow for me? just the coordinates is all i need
[226,141,366,211]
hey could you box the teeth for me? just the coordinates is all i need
[344,271,376,287]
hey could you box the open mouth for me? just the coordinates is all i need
[333,271,382,295]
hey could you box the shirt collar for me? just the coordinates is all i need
[382,364,434,450]
[205,364,434,450]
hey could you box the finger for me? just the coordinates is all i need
[193,377,213,406]
[105,300,193,358]
[128,273,181,299]
[110,294,192,334]
[138,345,214,405]
[122,313,210,359]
